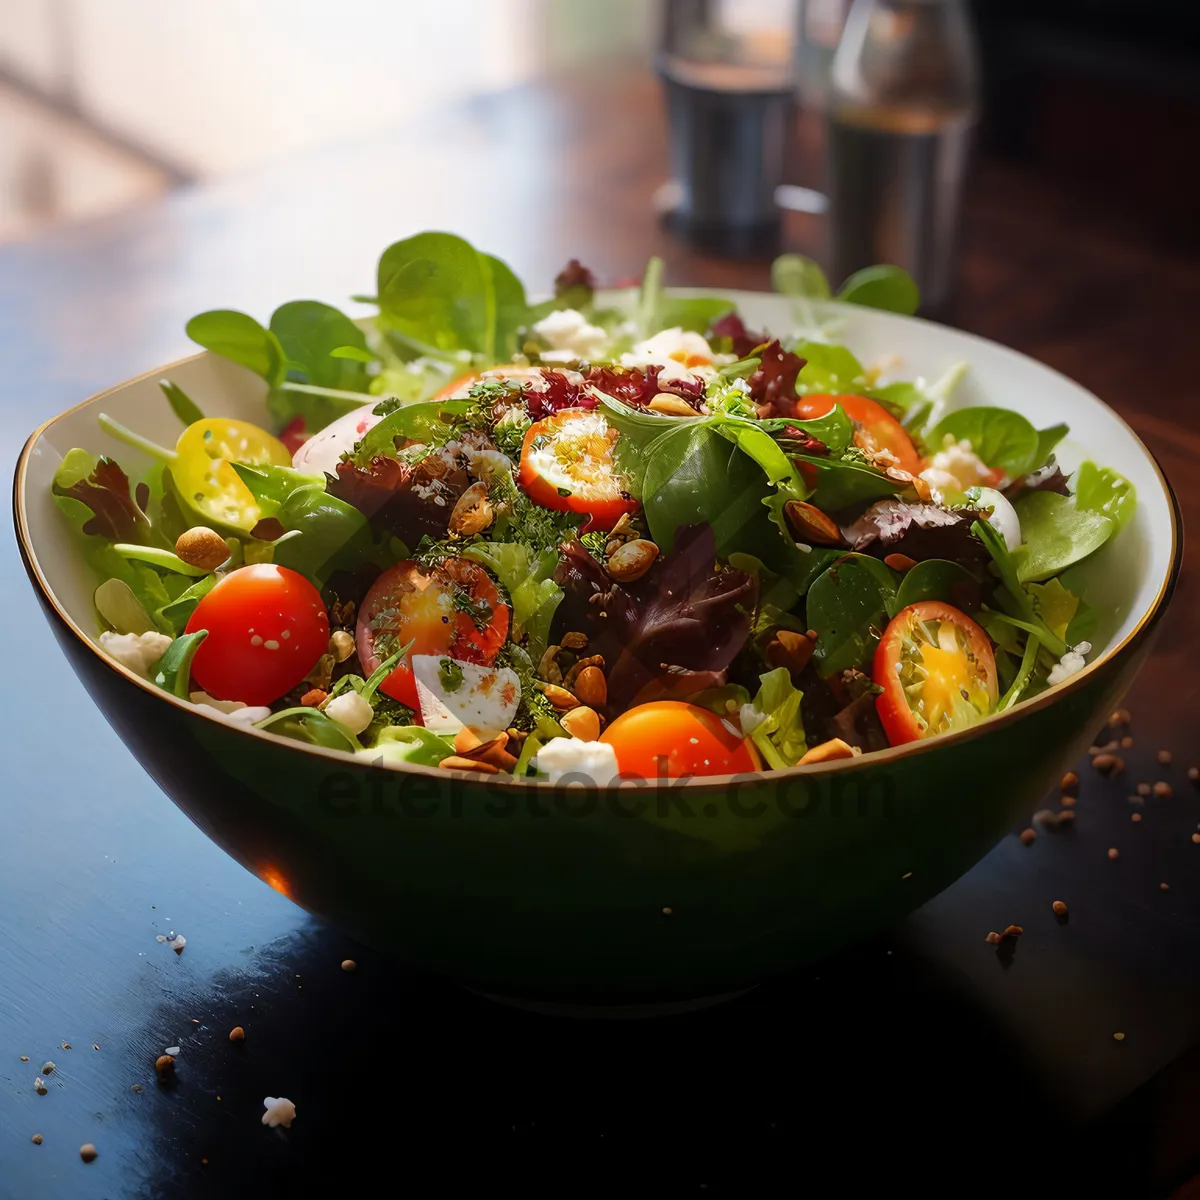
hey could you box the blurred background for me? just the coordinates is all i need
[3,0,1198,247]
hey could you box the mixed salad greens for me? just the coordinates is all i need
[54,232,1136,784]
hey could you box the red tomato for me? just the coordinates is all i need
[356,558,510,709]
[795,393,924,476]
[600,701,762,779]
[185,564,329,706]
[279,416,309,457]
[873,601,999,746]
[518,408,638,532]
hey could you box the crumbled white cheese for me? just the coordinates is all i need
[99,630,173,678]
[323,691,374,736]
[1046,641,1093,687]
[973,486,1022,551]
[739,703,767,735]
[410,655,521,737]
[620,327,716,382]
[262,1096,296,1129]
[534,738,621,787]
[920,436,995,500]
[189,691,272,725]
[533,308,610,361]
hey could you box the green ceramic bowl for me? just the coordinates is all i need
[14,291,1181,1012]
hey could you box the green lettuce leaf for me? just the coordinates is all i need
[747,667,807,769]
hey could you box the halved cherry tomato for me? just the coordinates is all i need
[873,601,999,746]
[356,558,509,709]
[600,701,762,779]
[794,393,924,476]
[185,564,329,705]
[518,408,637,532]
[431,365,561,403]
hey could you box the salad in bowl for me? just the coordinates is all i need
[46,233,1139,787]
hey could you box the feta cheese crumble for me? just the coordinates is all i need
[189,691,272,725]
[920,437,995,500]
[621,327,717,382]
[99,630,173,678]
[534,738,620,787]
[410,655,521,736]
[1046,642,1093,687]
[262,1096,296,1129]
[533,308,610,362]
[323,691,374,737]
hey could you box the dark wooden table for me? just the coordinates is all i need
[2,70,1199,1197]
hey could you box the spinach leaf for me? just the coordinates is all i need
[895,558,977,609]
[807,554,898,678]
[836,265,920,314]
[796,455,903,511]
[151,629,208,699]
[746,668,808,769]
[710,416,810,535]
[376,231,528,361]
[269,485,373,585]
[928,406,1040,477]
[1011,492,1113,583]
[352,398,473,466]
[160,380,203,427]
[793,342,868,395]
[362,725,454,767]
[1033,423,1068,470]
[771,253,831,300]
[156,574,216,636]
[777,404,855,455]
[270,300,371,398]
[462,542,563,662]
[1073,460,1136,534]
[256,707,362,752]
[232,463,326,518]
[185,310,287,387]
[330,345,378,364]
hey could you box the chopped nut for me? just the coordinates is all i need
[883,553,918,571]
[798,738,857,765]
[20,1056,28,1062]
[80,1143,98,1163]
[647,395,698,416]
[1061,771,1079,794]
[1154,781,1173,798]
[765,629,817,675]
[1003,924,1024,937]
[61,1042,71,1051]
[1052,900,1068,916]
[505,727,527,745]
[328,629,356,663]
[563,654,605,689]
[572,665,607,708]
[300,688,328,708]
[1157,749,1172,765]
[1019,828,1037,846]
[783,500,843,547]
[341,959,357,972]
[542,684,580,711]
[1092,753,1123,777]
[1108,709,1131,727]
[454,727,485,755]
[561,706,601,742]
[560,631,589,651]
[155,1054,175,1076]
[34,1077,47,1095]
[437,755,500,774]
[1107,847,1120,861]
[31,1134,42,1145]
[606,539,659,582]
[41,1062,54,1074]
[537,645,563,685]
[1137,782,1152,797]
[175,526,231,572]
[229,1026,245,1042]
[448,481,494,536]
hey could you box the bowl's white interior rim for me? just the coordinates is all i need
[15,293,1181,788]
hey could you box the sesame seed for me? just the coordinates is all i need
[264,639,280,651]
[250,634,263,647]
[281,630,291,639]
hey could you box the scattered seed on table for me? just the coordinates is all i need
[1155,781,1173,798]
[1108,847,1120,861]
[1052,900,1068,916]
[80,1143,97,1163]
[164,1046,180,1056]
[92,1045,99,1052]
[662,906,673,915]
[155,1055,175,1076]
[1019,828,1037,846]
[1189,766,1199,782]
[60,1042,71,1051]
[1113,1032,1126,1043]
[130,1084,143,1094]
[1060,795,1077,808]
[1128,795,1145,806]
[1109,709,1131,727]
[41,1062,54,1074]
[1131,813,1142,823]
[1157,749,1172,765]
[19,1056,28,1062]
[1161,883,1171,892]
[1057,810,1076,824]
[902,871,913,879]
[340,959,356,973]
[229,1027,245,1043]
[34,1078,47,1095]
[1061,771,1079,794]
[1137,782,1152,797]
[1121,736,1134,749]
[1191,833,1200,845]
[1092,754,1124,777]
[31,1134,42,1145]
[1034,808,1058,827]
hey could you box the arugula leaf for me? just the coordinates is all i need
[795,455,903,512]
[156,574,216,636]
[771,254,831,300]
[151,629,207,699]
[807,554,898,678]
[1033,423,1068,471]
[361,725,454,767]
[779,405,855,455]
[268,301,372,426]
[185,310,288,387]
[1011,491,1113,583]
[160,380,204,427]
[232,463,325,518]
[461,542,562,662]
[1073,460,1136,534]
[269,485,374,586]
[836,265,920,314]
[793,342,868,395]
[375,231,528,361]
[747,667,808,769]
[1028,578,1079,642]
[710,416,810,536]
[927,406,1040,477]
[256,707,361,752]
[894,558,978,609]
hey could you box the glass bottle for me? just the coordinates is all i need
[825,0,980,314]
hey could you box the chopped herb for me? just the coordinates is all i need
[438,658,465,692]
[451,588,494,631]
